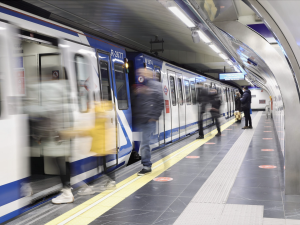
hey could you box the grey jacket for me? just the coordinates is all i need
[132,79,164,125]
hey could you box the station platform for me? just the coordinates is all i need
[5,111,296,225]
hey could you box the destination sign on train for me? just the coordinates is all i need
[219,73,245,81]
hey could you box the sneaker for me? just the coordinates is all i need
[78,186,95,196]
[248,126,253,129]
[242,126,249,129]
[137,168,152,176]
[196,136,204,139]
[52,188,74,204]
[215,133,221,137]
[20,183,33,197]
[99,181,116,192]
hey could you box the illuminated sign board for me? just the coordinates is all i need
[219,73,245,81]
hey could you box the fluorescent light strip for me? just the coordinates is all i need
[209,44,221,53]
[226,60,233,66]
[168,7,195,28]
[234,66,240,72]
[196,30,211,43]
[219,53,228,60]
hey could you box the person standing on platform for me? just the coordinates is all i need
[208,88,222,137]
[234,92,242,123]
[240,86,252,129]
[196,82,208,139]
[131,68,164,176]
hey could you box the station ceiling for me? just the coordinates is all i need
[21,0,257,86]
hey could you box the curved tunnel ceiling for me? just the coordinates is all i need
[8,0,288,89]
[16,0,255,86]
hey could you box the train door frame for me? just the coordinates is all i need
[224,87,229,118]
[184,78,192,134]
[167,70,179,142]
[96,49,119,169]
[154,65,165,146]
[176,74,186,138]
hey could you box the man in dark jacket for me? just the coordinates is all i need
[240,86,252,129]
[208,88,222,136]
[196,82,208,139]
[131,68,164,176]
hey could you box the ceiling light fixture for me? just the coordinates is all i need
[209,44,221,53]
[219,53,228,60]
[196,30,211,43]
[226,60,233,66]
[234,66,240,72]
[168,6,195,28]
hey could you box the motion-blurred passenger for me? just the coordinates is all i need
[234,92,242,123]
[208,88,221,136]
[60,100,117,194]
[131,68,164,176]
[25,68,74,204]
[240,86,252,129]
[196,82,208,139]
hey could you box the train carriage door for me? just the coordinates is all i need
[0,22,29,204]
[184,79,192,134]
[232,89,235,115]
[168,71,179,141]
[97,50,118,169]
[177,75,186,138]
[224,87,229,118]
[154,66,165,145]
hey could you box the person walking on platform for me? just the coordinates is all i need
[234,92,242,123]
[131,68,164,176]
[208,88,222,136]
[240,86,252,129]
[196,82,208,139]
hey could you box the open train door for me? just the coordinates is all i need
[0,22,29,211]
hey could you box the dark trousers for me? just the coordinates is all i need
[244,108,252,127]
[211,112,221,133]
[56,157,71,188]
[97,156,115,181]
[198,106,204,136]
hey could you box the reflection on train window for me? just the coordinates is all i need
[177,78,183,105]
[114,63,128,110]
[99,60,112,101]
[190,81,196,105]
[184,80,191,105]
[75,54,89,112]
[170,76,176,106]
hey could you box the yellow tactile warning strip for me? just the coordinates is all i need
[47,118,237,225]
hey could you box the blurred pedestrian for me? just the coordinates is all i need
[25,69,74,204]
[234,92,242,123]
[240,86,252,129]
[60,100,117,194]
[196,82,208,139]
[208,88,222,136]
[131,68,164,176]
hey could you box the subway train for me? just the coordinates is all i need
[0,4,237,223]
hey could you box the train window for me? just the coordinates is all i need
[75,54,89,112]
[184,80,191,105]
[154,66,161,82]
[114,63,128,110]
[190,81,196,105]
[99,60,112,102]
[177,78,183,105]
[170,76,176,106]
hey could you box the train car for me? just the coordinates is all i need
[0,3,238,223]
[127,53,238,157]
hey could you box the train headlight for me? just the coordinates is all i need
[124,58,129,73]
